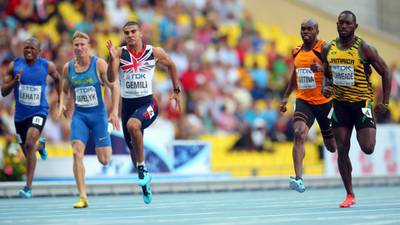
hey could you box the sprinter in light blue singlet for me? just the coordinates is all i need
[68,55,110,146]
[59,31,120,208]
[1,38,61,198]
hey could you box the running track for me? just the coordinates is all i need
[1,186,399,225]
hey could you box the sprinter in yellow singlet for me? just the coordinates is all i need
[322,10,391,208]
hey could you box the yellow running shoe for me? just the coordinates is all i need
[73,196,88,208]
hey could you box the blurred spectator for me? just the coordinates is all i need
[0,0,395,148]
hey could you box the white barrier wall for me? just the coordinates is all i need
[324,124,400,176]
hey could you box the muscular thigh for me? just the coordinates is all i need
[332,100,354,129]
[88,110,111,148]
[353,100,376,131]
[294,99,315,129]
[313,100,333,135]
[15,115,47,146]
[70,112,90,144]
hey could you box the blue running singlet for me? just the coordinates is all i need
[68,56,111,147]
[13,57,49,122]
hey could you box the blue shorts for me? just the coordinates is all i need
[70,108,111,147]
[121,95,158,149]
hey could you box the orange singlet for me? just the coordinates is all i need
[292,40,331,105]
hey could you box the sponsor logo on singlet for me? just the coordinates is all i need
[296,68,316,89]
[75,86,99,107]
[18,84,41,106]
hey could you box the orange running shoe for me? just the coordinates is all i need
[339,194,356,208]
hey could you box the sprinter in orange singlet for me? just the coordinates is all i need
[280,19,337,193]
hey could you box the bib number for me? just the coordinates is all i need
[32,116,44,126]
[331,64,355,86]
[75,86,99,107]
[19,85,41,106]
[296,68,316,89]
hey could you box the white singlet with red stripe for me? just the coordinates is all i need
[119,44,156,98]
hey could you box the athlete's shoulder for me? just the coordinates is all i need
[13,57,24,65]
[322,40,334,55]
[315,39,326,48]
[292,45,302,56]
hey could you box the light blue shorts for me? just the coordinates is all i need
[70,109,111,147]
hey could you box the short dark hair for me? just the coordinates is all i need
[339,10,357,23]
[123,21,141,29]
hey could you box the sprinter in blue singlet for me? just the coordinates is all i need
[58,31,120,208]
[107,21,181,204]
[1,38,61,198]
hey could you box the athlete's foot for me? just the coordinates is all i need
[19,186,32,199]
[138,166,153,204]
[289,176,306,193]
[73,196,89,208]
[38,137,47,160]
[339,194,356,208]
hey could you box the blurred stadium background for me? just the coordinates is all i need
[1,0,400,196]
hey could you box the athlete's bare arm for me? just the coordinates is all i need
[47,61,61,102]
[280,66,296,113]
[321,43,334,98]
[58,63,74,119]
[153,47,181,112]
[106,40,121,83]
[1,61,19,97]
[97,58,120,130]
[360,41,391,112]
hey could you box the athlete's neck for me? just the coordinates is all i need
[303,39,317,51]
[75,55,91,66]
[338,35,356,49]
[25,58,37,65]
[127,41,144,54]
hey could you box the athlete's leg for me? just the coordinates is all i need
[70,112,90,205]
[23,127,41,189]
[315,101,337,153]
[356,128,376,155]
[127,118,144,165]
[92,113,112,165]
[292,120,309,179]
[334,126,354,196]
[72,140,87,198]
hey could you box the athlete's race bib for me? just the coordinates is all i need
[18,84,41,106]
[331,64,355,86]
[296,68,316,89]
[75,86,99,107]
[120,72,151,98]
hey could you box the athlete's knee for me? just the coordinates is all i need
[98,156,110,165]
[24,137,37,152]
[360,143,375,155]
[294,128,307,143]
[323,137,337,153]
[97,148,111,165]
[127,119,142,133]
[337,143,350,157]
[73,149,84,160]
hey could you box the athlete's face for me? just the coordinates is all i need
[123,25,142,47]
[337,13,357,39]
[73,37,90,57]
[300,22,318,44]
[23,41,40,61]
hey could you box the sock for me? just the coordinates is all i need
[23,186,31,192]
[137,165,145,179]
